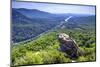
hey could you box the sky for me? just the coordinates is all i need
[12,1,95,15]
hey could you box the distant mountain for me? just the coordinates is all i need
[67,15,96,26]
[14,8,54,19]
[14,8,71,21]
[61,15,96,30]
[12,8,62,43]
[12,8,96,43]
[12,9,34,24]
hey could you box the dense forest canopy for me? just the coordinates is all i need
[12,7,96,66]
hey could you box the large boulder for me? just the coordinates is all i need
[58,33,83,59]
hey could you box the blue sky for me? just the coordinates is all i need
[12,1,95,15]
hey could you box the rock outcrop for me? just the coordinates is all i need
[58,33,83,59]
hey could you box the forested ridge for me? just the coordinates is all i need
[12,8,96,66]
[12,29,96,66]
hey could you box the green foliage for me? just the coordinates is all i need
[12,8,96,66]
[12,32,67,66]
[12,30,96,66]
[77,47,95,62]
[78,56,88,62]
[13,51,43,65]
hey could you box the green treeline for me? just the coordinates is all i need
[12,30,96,66]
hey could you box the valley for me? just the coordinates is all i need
[12,8,95,44]
[11,8,96,66]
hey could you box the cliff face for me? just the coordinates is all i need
[58,33,83,59]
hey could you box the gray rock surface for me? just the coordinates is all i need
[58,33,83,59]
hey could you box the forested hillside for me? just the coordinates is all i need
[12,28,96,66]
[12,8,67,43]
[12,8,96,66]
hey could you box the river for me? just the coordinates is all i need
[13,16,73,45]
